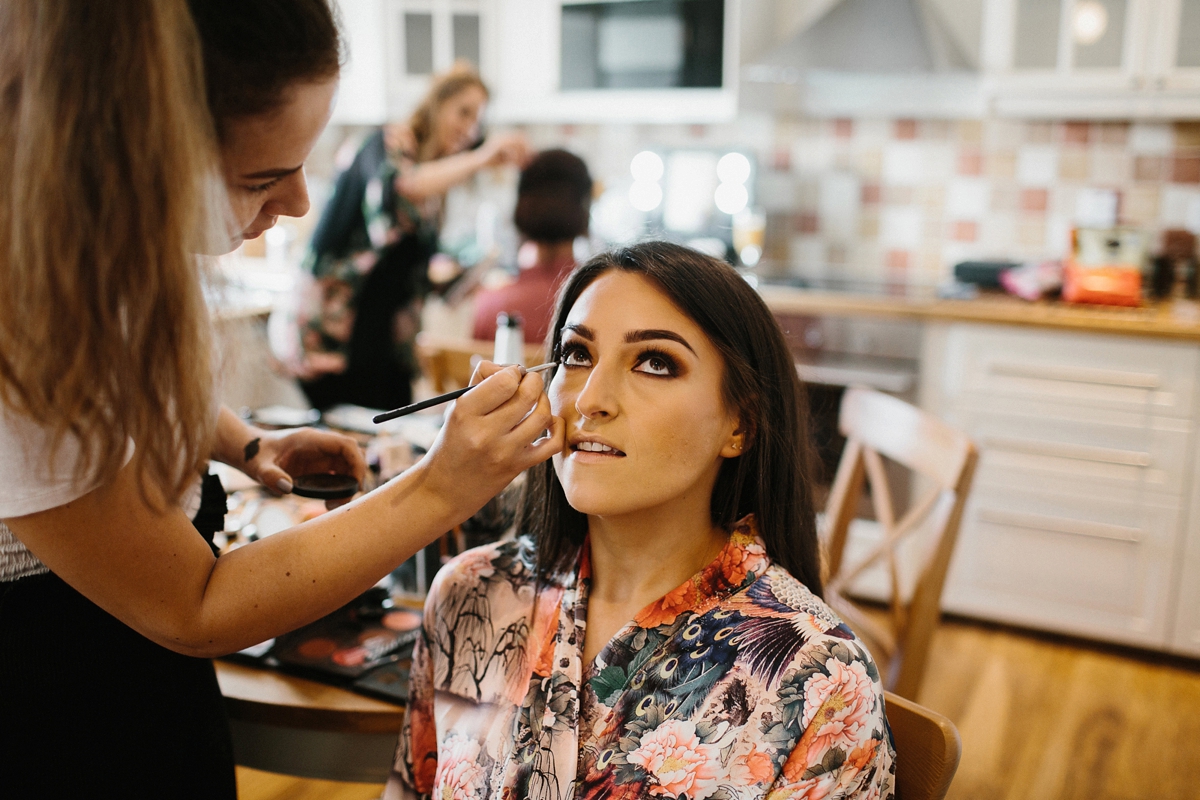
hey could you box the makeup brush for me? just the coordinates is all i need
[372,362,558,424]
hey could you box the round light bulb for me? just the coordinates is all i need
[714,182,749,215]
[1073,1,1108,45]
[716,152,752,185]
[739,244,762,267]
[629,181,663,212]
[630,151,664,183]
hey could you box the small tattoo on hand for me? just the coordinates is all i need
[243,437,261,463]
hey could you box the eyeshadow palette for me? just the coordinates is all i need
[352,656,413,703]
[270,602,423,681]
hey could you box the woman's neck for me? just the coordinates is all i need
[585,500,728,608]
[532,240,575,267]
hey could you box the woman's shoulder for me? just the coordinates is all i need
[725,565,884,678]
[425,536,539,606]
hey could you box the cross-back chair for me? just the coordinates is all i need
[884,690,962,800]
[822,387,978,699]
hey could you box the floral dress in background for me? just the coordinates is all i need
[282,127,440,410]
[383,517,896,800]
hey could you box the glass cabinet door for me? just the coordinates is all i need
[1175,0,1200,67]
[1010,0,1131,72]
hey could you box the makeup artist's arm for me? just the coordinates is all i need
[394,131,529,203]
[4,364,564,658]
[210,406,366,510]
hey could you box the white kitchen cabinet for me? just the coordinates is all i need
[331,0,488,125]
[982,0,1200,118]
[922,322,1198,648]
[486,0,740,124]
[332,0,389,124]
[1171,442,1200,656]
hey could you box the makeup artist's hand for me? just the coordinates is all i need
[243,427,367,510]
[214,407,366,510]
[419,361,563,516]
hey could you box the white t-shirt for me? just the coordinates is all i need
[0,409,202,581]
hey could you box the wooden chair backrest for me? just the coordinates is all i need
[823,388,978,699]
[884,691,961,800]
[415,332,546,393]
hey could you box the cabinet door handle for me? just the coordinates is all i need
[983,436,1152,467]
[978,509,1142,543]
[989,362,1161,390]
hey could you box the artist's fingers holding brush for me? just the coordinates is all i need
[424,363,533,493]
[510,390,565,470]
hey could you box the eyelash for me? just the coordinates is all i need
[244,179,280,194]
[556,342,679,377]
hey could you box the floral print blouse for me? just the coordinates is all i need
[291,128,439,382]
[383,518,896,800]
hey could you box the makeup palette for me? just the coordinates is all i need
[291,473,360,500]
[270,593,423,681]
[352,656,413,703]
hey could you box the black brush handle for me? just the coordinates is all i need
[372,386,471,423]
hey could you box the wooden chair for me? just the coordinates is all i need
[415,332,547,393]
[884,690,961,800]
[822,387,978,699]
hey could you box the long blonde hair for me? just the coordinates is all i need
[407,61,489,162]
[0,0,218,503]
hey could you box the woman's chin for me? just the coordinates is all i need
[560,485,657,519]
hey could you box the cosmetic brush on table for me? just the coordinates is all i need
[372,362,558,424]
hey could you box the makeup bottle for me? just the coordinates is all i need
[493,312,525,367]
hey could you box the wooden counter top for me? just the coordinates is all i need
[758,285,1200,342]
[216,660,404,734]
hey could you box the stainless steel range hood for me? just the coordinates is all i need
[749,0,976,76]
[741,0,985,116]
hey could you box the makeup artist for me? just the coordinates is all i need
[0,2,563,798]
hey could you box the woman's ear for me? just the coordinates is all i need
[721,418,754,459]
[720,435,744,459]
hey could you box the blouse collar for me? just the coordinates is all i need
[576,515,771,629]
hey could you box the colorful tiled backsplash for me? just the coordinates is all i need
[527,118,1200,286]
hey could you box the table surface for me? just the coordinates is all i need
[215,660,405,735]
[759,284,1200,341]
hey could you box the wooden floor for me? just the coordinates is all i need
[236,616,1200,800]
[235,767,383,800]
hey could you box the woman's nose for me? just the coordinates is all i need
[265,170,310,219]
[574,365,618,420]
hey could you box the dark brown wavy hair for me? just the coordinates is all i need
[188,0,343,140]
[514,149,593,243]
[517,241,824,597]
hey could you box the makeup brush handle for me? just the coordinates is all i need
[371,363,556,425]
[372,386,471,424]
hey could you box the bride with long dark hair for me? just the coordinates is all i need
[386,241,895,800]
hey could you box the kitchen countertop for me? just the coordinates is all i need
[758,283,1200,342]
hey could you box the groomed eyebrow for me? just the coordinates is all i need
[241,165,302,180]
[562,324,696,355]
[625,329,696,355]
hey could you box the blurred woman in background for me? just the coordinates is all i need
[283,61,531,411]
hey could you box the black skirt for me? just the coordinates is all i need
[0,473,236,799]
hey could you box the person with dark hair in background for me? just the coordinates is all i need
[279,61,531,411]
[0,3,560,797]
[386,242,896,800]
[472,149,593,345]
